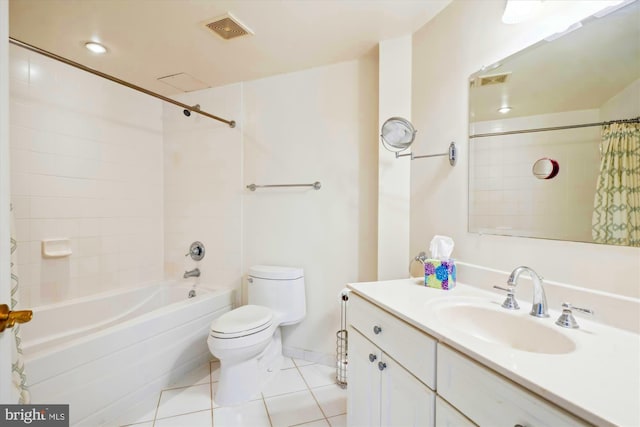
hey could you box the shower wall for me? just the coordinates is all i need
[162,84,242,294]
[8,45,164,307]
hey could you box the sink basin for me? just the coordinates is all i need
[432,301,576,354]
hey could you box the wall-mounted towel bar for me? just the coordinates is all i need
[246,181,322,191]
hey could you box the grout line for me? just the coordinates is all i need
[288,417,329,427]
[295,363,330,421]
[261,395,274,427]
[160,380,211,392]
[151,389,162,427]
[153,408,212,423]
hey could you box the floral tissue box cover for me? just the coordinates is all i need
[424,259,456,290]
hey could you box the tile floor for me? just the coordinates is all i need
[119,357,347,427]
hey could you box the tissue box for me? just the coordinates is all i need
[424,259,456,290]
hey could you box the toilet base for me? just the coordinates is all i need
[214,329,284,406]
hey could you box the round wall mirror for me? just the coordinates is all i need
[532,158,559,180]
[380,117,417,152]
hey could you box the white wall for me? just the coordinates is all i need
[378,36,411,280]
[411,0,640,299]
[242,56,379,359]
[163,84,242,295]
[600,78,640,121]
[8,45,164,306]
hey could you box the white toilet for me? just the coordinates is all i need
[207,265,306,406]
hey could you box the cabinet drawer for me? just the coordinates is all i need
[437,345,589,427]
[349,293,437,389]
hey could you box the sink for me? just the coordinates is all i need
[432,300,576,354]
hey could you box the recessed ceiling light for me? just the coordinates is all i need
[498,106,513,114]
[84,42,107,54]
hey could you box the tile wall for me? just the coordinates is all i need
[469,110,601,241]
[9,45,164,307]
[162,84,242,293]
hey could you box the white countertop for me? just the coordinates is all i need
[347,278,640,427]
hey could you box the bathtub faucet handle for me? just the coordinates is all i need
[186,241,205,261]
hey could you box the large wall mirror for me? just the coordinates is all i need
[468,1,640,247]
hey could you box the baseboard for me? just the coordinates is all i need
[283,346,335,367]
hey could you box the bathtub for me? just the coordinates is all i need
[21,282,234,426]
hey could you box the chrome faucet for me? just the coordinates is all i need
[183,268,200,279]
[508,266,549,318]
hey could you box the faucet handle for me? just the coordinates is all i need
[555,302,594,329]
[493,285,519,310]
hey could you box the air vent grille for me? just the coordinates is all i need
[478,73,511,86]
[205,13,253,40]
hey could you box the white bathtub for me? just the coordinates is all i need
[21,282,234,426]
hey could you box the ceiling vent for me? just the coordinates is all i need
[477,73,511,87]
[205,13,254,40]
[157,73,210,92]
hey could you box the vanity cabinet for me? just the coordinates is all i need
[347,327,435,427]
[347,294,436,427]
[437,345,588,427]
[347,293,589,427]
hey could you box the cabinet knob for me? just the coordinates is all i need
[378,361,387,371]
[373,325,382,335]
[368,353,377,363]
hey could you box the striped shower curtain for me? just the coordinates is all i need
[592,121,640,246]
[10,203,30,403]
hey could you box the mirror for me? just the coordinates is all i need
[468,1,640,246]
[381,117,417,152]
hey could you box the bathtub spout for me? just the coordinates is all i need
[184,268,201,278]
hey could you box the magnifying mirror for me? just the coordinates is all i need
[380,117,417,152]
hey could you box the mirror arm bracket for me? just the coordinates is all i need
[395,142,457,166]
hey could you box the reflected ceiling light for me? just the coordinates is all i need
[481,62,502,72]
[84,41,107,54]
[502,0,543,24]
[498,106,513,114]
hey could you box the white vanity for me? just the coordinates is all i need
[346,279,640,427]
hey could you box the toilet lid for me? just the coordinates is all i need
[210,305,273,339]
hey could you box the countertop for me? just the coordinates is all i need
[347,278,640,427]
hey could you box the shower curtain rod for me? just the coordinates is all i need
[8,37,236,128]
[469,116,639,139]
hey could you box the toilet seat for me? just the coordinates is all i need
[210,305,274,339]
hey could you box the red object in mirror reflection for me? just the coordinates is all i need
[545,159,559,179]
[532,158,560,180]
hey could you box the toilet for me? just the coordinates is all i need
[207,265,306,406]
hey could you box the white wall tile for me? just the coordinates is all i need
[9,45,164,305]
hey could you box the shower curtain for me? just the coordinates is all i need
[592,121,640,246]
[10,203,30,403]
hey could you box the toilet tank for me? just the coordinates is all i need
[247,265,306,326]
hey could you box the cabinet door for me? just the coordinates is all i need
[347,327,381,427]
[380,353,435,427]
[436,396,476,427]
